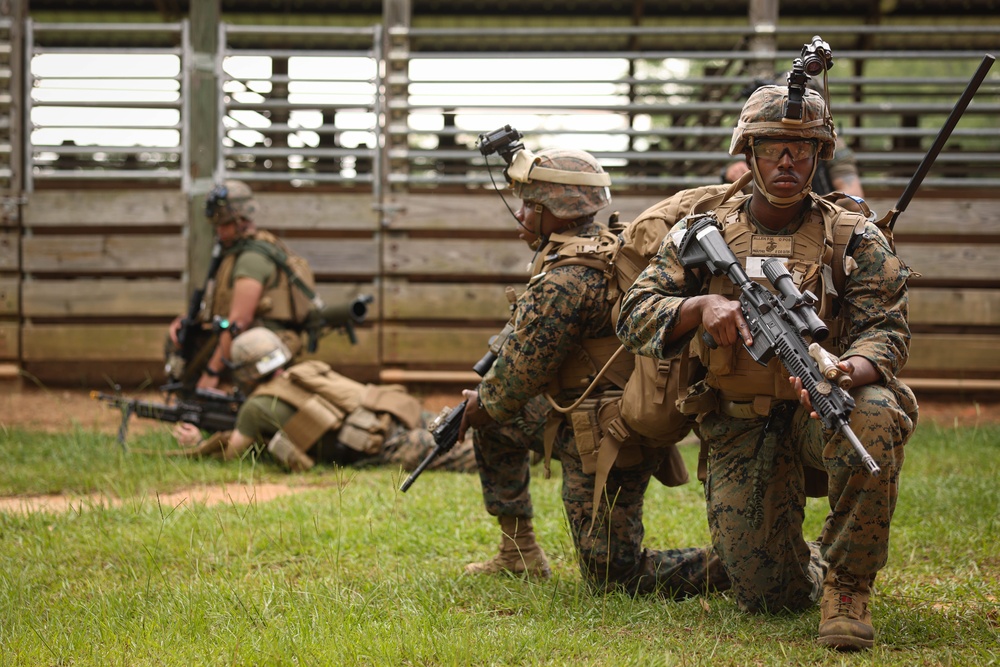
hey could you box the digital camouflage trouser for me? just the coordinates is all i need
[700,384,916,613]
[474,394,728,598]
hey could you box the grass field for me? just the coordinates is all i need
[0,419,997,666]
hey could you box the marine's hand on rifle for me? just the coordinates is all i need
[789,355,876,420]
[459,389,492,440]
[197,373,221,391]
[172,422,202,447]
[168,315,184,346]
[688,294,752,348]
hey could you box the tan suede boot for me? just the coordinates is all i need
[464,516,551,578]
[818,569,875,651]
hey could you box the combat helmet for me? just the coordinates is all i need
[730,85,837,159]
[230,327,292,386]
[205,179,258,226]
[729,85,837,207]
[507,148,611,220]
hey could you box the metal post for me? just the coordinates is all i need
[748,0,778,81]
[187,0,220,306]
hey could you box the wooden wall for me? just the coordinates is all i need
[12,187,1000,394]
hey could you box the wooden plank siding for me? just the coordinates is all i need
[17,189,381,385]
[0,216,20,366]
[10,188,1000,392]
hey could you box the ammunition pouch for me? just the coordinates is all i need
[338,406,392,456]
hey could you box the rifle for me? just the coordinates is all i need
[175,242,224,366]
[167,239,231,393]
[399,400,468,493]
[92,388,242,449]
[885,54,995,232]
[399,347,497,493]
[677,213,880,476]
[401,288,518,492]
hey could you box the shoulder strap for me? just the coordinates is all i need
[810,194,868,299]
[693,170,753,215]
[242,231,319,304]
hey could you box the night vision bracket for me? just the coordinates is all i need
[785,35,834,121]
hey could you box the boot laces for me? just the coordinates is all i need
[832,573,864,618]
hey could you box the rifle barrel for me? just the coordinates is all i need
[890,54,995,230]
[400,448,440,492]
[841,423,881,477]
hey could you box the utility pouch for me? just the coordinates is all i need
[338,407,391,455]
[620,353,692,439]
[570,406,601,475]
[677,379,718,416]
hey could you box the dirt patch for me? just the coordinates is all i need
[0,482,313,515]
[0,386,465,516]
[2,385,997,515]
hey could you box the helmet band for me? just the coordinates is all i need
[507,149,611,187]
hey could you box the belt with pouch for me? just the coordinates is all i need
[719,396,773,419]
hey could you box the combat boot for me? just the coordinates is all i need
[464,516,551,579]
[818,569,874,651]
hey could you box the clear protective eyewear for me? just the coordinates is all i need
[752,138,818,162]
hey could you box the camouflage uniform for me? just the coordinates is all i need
[476,220,725,597]
[616,200,918,612]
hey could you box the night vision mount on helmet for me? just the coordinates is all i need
[729,35,839,207]
[205,179,257,226]
[477,125,612,220]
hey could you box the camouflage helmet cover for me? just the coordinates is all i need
[231,327,291,385]
[729,85,837,160]
[206,179,257,226]
[509,148,611,219]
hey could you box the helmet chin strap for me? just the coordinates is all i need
[750,156,819,208]
[527,203,546,251]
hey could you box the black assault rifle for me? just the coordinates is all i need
[92,388,242,450]
[400,290,516,492]
[677,213,881,476]
[399,346,499,493]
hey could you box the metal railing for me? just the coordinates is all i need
[24,20,188,192]
[0,18,15,190]
[19,20,1000,194]
[217,24,383,193]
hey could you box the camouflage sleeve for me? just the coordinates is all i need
[479,265,611,422]
[839,222,912,381]
[616,221,703,360]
